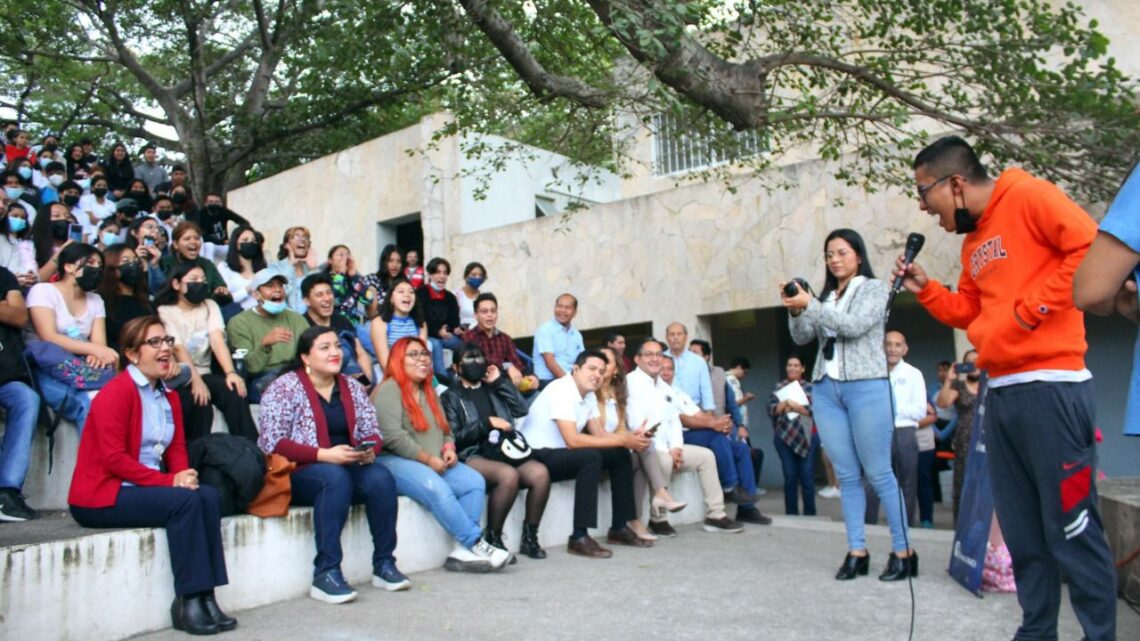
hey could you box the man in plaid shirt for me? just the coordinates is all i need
[460,292,538,391]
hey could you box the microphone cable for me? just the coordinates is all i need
[885,292,916,641]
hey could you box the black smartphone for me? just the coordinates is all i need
[955,363,976,374]
[353,441,377,452]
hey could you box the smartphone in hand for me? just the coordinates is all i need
[353,441,377,452]
[68,224,84,243]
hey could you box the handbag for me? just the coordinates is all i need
[24,340,115,390]
[246,453,296,517]
[479,427,533,466]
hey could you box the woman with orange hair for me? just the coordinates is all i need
[373,337,510,573]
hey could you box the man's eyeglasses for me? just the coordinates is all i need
[916,174,953,205]
[142,336,175,349]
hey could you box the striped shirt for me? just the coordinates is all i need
[387,314,421,346]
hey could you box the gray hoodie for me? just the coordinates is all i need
[789,277,889,382]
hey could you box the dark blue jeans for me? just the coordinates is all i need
[70,485,228,596]
[774,433,819,516]
[0,381,40,490]
[916,449,935,524]
[682,429,757,499]
[291,462,399,577]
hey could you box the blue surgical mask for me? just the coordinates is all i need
[428,281,444,292]
[100,231,119,247]
[466,276,485,289]
[261,299,287,315]
[16,167,32,180]
[8,217,27,233]
[77,179,91,191]
[39,158,52,169]
[3,187,23,200]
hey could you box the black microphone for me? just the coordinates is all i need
[891,232,926,294]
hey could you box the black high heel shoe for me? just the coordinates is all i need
[879,551,919,581]
[835,552,870,580]
[201,590,237,632]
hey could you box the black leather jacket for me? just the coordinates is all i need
[440,376,530,460]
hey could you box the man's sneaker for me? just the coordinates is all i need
[736,508,772,525]
[310,569,357,604]
[702,516,745,533]
[372,560,411,592]
[725,486,761,504]
[471,537,511,570]
[0,488,37,522]
[648,520,678,538]
[444,542,494,573]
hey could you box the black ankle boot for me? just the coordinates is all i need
[201,590,237,631]
[171,594,221,635]
[835,552,870,580]
[879,551,919,581]
[519,523,547,560]
[485,528,517,565]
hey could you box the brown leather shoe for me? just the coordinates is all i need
[567,535,613,558]
[606,526,653,547]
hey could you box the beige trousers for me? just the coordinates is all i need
[634,445,725,520]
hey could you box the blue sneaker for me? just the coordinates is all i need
[310,569,357,604]
[372,560,411,592]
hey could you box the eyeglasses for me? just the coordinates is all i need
[405,350,431,360]
[290,233,311,241]
[639,351,663,358]
[460,356,486,364]
[142,336,175,349]
[916,174,952,205]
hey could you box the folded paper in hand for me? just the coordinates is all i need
[774,380,810,420]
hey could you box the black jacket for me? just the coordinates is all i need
[440,377,529,460]
[188,433,266,516]
[416,286,461,337]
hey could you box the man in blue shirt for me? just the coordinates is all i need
[532,294,584,385]
[665,322,714,411]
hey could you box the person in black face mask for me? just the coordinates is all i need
[156,262,257,444]
[32,202,81,283]
[219,225,266,320]
[97,245,155,353]
[189,193,250,263]
[26,242,116,433]
[125,179,153,213]
[151,195,178,224]
[439,343,552,561]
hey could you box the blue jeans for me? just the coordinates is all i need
[291,462,399,577]
[682,429,757,500]
[34,370,92,434]
[375,455,485,548]
[812,377,909,552]
[774,432,819,516]
[428,335,464,379]
[0,381,40,490]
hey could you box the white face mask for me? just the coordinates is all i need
[48,174,65,187]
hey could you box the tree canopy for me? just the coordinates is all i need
[3,0,1137,203]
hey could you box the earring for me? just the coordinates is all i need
[305,364,311,376]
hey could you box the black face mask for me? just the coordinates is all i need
[238,242,260,260]
[459,360,488,382]
[76,266,102,292]
[171,192,187,205]
[92,187,108,198]
[156,209,174,221]
[62,194,80,207]
[954,206,977,234]
[51,219,70,241]
[44,144,57,153]
[129,190,148,200]
[184,281,209,305]
[117,261,142,287]
[206,204,223,215]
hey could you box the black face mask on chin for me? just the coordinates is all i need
[954,206,977,234]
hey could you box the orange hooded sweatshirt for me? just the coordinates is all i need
[916,168,1097,378]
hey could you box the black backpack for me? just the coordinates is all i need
[188,433,267,516]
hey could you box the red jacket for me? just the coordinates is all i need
[68,370,188,508]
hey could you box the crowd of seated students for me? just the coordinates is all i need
[0,127,780,634]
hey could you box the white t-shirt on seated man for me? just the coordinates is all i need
[519,374,600,449]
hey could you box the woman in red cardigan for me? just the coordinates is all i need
[68,316,235,636]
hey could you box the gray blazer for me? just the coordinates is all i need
[789,277,889,382]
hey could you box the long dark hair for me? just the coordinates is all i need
[224,224,266,272]
[155,261,206,307]
[598,346,629,431]
[376,244,404,291]
[818,228,875,302]
[2,202,30,239]
[378,277,423,324]
[99,244,153,321]
[32,203,75,267]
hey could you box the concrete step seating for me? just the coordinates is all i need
[3,412,711,641]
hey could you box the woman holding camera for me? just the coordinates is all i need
[258,326,408,604]
[781,228,914,582]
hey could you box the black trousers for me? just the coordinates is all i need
[531,447,636,530]
[70,485,228,596]
[986,380,1115,641]
[178,373,259,443]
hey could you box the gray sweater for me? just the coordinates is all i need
[789,277,889,382]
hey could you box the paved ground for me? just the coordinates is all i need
[127,516,1140,641]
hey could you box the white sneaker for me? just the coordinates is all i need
[817,486,841,499]
[445,542,493,573]
[471,537,511,570]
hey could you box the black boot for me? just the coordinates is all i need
[171,594,221,635]
[835,552,870,580]
[201,591,237,632]
[485,528,517,565]
[519,523,547,560]
[879,551,919,581]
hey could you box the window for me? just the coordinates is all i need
[651,112,766,176]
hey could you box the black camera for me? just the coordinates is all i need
[783,278,811,297]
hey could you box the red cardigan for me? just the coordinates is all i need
[68,370,188,508]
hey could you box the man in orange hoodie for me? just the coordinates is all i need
[895,136,1115,641]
